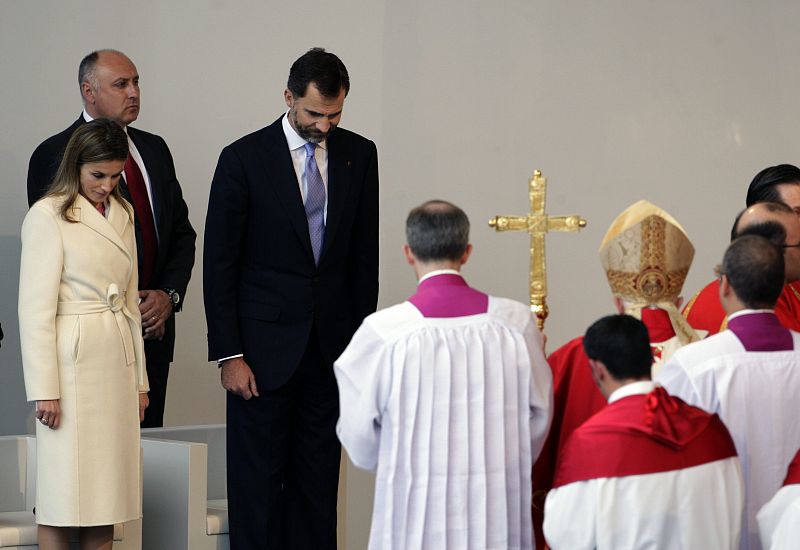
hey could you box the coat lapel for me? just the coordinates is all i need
[75,194,133,261]
[321,134,350,264]
[260,120,316,262]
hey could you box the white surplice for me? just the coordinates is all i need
[657,329,800,550]
[758,484,800,550]
[334,297,553,550]
[543,381,744,550]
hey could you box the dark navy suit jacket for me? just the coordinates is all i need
[203,116,379,390]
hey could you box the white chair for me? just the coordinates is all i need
[140,425,228,550]
[0,435,140,550]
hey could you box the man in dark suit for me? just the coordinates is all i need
[27,49,196,428]
[203,48,379,549]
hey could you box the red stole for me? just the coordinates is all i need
[553,387,737,487]
[784,449,800,486]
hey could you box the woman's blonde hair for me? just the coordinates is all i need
[43,118,133,222]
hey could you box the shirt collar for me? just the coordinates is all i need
[727,308,775,322]
[608,380,656,404]
[282,111,327,152]
[418,269,462,285]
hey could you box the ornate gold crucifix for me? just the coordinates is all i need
[489,170,587,330]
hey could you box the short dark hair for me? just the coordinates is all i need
[583,315,653,380]
[722,235,785,309]
[730,201,794,241]
[287,48,350,99]
[746,164,800,206]
[735,220,786,248]
[406,200,470,262]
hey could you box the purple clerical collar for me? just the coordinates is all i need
[408,273,489,318]
[726,310,793,352]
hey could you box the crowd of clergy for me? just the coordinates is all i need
[334,164,800,550]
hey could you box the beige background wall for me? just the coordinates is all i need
[2,1,799,547]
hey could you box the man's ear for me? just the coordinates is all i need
[459,244,473,265]
[589,358,609,382]
[612,296,625,314]
[402,244,416,266]
[284,88,294,109]
[81,81,95,105]
[719,274,733,299]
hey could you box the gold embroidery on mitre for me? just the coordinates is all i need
[606,267,690,303]
[602,213,691,303]
[600,200,699,346]
[641,216,667,271]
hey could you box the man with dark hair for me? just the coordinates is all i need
[659,235,800,549]
[26,49,196,428]
[544,314,743,549]
[203,47,378,549]
[335,200,552,550]
[746,164,800,213]
[684,200,800,334]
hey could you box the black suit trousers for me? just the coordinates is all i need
[226,330,341,550]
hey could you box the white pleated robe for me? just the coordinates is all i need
[335,292,552,550]
[657,311,800,550]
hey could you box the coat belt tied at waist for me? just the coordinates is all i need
[56,283,145,386]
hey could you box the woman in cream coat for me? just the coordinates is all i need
[19,119,149,550]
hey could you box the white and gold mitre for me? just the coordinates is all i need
[599,200,694,305]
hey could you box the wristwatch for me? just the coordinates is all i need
[163,288,181,310]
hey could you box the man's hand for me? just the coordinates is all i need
[140,290,172,339]
[149,324,166,341]
[221,357,260,400]
[36,399,61,430]
[139,393,149,422]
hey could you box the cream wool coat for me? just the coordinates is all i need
[19,194,148,526]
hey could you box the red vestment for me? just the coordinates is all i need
[532,308,677,547]
[553,386,737,487]
[784,449,800,486]
[683,279,800,335]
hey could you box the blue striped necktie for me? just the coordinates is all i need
[303,142,326,264]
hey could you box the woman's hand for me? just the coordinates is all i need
[139,393,149,422]
[35,400,61,429]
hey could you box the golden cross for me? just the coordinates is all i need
[489,170,587,330]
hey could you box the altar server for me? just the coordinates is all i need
[659,234,800,549]
[544,314,743,550]
[335,200,553,550]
